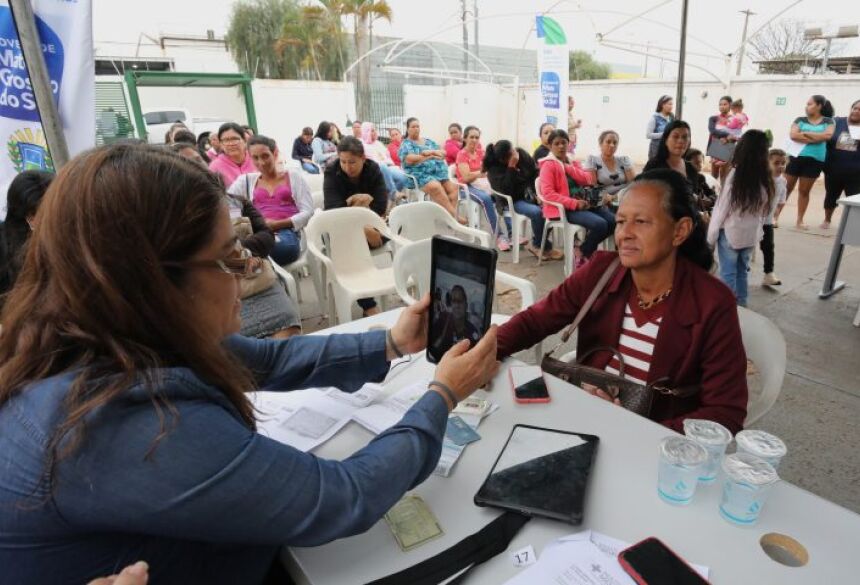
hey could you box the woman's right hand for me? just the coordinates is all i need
[432,326,500,409]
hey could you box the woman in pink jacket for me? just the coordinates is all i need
[539,129,616,269]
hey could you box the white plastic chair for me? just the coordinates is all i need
[401,173,428,204]
[448,164,482,230]
[278,229,325,307]
[269,258,300,307]
[535,178,587,277]
[738,306,786,426]
[388,201,491,247]
[303,172,324,195]
[305,207,408,325]
[393,238,542,362]
[491,188,530,264]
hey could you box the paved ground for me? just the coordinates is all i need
[296,182,860,515]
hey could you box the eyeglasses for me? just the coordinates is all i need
[221,137,243,145]
[163,242,261,278]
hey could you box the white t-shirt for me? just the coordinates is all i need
[765,175,787,225]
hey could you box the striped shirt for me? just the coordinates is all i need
[605,296,666,384]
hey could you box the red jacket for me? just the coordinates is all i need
[497,251,748,434]
[538,154,594,219]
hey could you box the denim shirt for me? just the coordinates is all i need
[0,332,448,585]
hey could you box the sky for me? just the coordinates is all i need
[93,0,860,76]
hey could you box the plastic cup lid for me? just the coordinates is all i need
[722,452,779,486]
[735,430,787,459]
[683,418,732,446]
[659,436,708,466]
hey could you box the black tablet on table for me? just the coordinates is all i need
[474,424,599,525]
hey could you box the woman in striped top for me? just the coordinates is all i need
[496,169,748,433]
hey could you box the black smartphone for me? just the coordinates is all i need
[510,366,550,403]
[618,537,710,585]
[426,236,497,364]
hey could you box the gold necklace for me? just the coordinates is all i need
[638,288,672,310]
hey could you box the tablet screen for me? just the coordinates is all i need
[474,425,599,524]
[427,237,496,363]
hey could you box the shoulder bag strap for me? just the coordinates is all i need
[545,257,621,357]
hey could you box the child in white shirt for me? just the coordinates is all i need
[760,149,788,286]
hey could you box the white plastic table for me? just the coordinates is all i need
[820,193,860,300]
[282,309,860,584]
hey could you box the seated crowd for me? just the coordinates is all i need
[3,96,829,582]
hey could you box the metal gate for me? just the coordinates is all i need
[95,81,136,145]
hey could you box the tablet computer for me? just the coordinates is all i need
[474,425,599,525]
[426,235,497,364]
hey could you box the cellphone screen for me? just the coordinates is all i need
[427,237,496,363]
[515,377,549,399]
[621,538,709,585]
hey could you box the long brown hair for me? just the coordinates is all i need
[0,144,257,489]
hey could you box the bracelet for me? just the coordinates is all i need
[386,329,404,359]
[429,380,458,409]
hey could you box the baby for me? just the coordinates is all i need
[725,99,749,139]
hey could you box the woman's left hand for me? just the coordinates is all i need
[388,293,430,357]
[582,383,621,405]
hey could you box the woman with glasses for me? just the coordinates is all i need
[0,143,500,584]
[208,122,255,186]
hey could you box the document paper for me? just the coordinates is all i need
[503,530,709,585]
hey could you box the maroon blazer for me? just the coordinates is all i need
[497,251,748,434]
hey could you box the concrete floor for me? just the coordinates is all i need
[296,182,860,515]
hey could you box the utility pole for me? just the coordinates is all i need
[473,0,479,59]
[736,9,755,76]
[461,0,469,75]
[8,0,69,168]
[675,0,689,120]
[644,40,650,77]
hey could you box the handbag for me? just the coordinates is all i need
[540,257,700,416]
[232,188,278,300]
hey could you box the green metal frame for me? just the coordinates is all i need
[123,71,257,141]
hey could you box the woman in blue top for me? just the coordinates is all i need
[0,144,499,584]
[399,117,466,223]
[311,120,338,167]
[645,95,674,162]
[778,95,835,229]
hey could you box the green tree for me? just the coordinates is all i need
[226,0,299,79]
[569,50,611,80]
[338,0,393,121]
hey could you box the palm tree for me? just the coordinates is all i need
[226,0,299,79]
[338,0,393,121]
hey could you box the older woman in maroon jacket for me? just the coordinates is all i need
[498,169,748,433]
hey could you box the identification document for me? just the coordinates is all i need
[384,494,444,552]
[446,416,482,446]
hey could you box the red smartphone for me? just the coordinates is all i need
[618,537,710,585]
[509,366,550,404]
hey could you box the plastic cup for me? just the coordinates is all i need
[735,430,787,470]
[683,419,733,483]
[657,436,708,506]
[719,453,779,525]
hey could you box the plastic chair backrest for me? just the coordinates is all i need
[393,239,432,305]
[305,207,388,279]
[303,172,324,194]
[738,306,786,426]
[389,201,450,241]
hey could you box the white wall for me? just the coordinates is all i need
[252,80,356,150]
[404,83,517,146]
[518,76,860,165]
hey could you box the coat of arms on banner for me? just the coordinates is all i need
[7,128,54,173]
